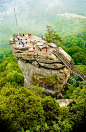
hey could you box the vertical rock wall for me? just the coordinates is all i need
[18,59,70,98]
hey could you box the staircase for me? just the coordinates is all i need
[53,50,86,81]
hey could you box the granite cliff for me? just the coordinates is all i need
[9,35,71,98]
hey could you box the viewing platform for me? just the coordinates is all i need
[9,34,86,84]
[9,34,71,64]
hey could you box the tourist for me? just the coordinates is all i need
[40,48,42,52]
[33,47,35,51]
[18,37,20,40]
[19,41,20,44]
[41,35,43,40]
[26,39,28,44]
[16,41,18,44]
[28,33,30,37]
[22,42,24,47]
[32,42,34,46]
[37,53,38,57]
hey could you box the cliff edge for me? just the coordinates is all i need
[9,35,71,98]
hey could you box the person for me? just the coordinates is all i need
[19,41,20,44]
[30,33,32,36]
[26,39,28,44]
[21,39,22,44]
[32,42,34,46]
[40,48,42,52]
[46,48,47,53]
[16,41,18,44]
[22,42,24,47]
[37,53,38,57]
[41,35,43,40]
[72,65,74,69]
[33,47,35,51]
[59,52,61,55]
[70,62,71,65]
[28,33,30,37]
[23,33,24,37]
[18,37,20,40]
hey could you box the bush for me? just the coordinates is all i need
[0,85,45,132]
[42,96,61,125]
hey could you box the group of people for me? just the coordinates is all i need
[22,33,32,37]
[14,33,48,53]
[16,38,28,47]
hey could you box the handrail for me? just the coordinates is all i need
[53,50,86,81]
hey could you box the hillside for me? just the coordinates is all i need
[0,0,86,132]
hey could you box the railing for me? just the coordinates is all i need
[53,50,86,81]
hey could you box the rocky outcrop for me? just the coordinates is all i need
[9,35,71,98]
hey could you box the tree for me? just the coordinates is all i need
[0,84,45,132]
[42,96,61,125]
[6,70,24,86]
[45,25,63,43]
[68,82,86,132]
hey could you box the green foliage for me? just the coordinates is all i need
[6,70,24,86]
[30,85,44,97]
[48,74,57,85]
[0,85,45,132]
[45,25,63,43]
[42,96,61,125]
[75,64,86,74]
[62,85,76,99]
[0,56,24,88]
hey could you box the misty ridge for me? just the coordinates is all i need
[0,0,86,33]
[0,0,86,49]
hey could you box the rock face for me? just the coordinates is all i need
[9,35,71,98]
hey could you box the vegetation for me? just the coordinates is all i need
[0,55,86,132]
[45,25,63,43]
[0,0,86,131]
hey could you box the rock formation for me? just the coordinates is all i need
[9,35,71,98]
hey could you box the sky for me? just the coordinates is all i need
[0,0,86,36]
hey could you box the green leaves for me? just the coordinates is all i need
[42,96,60,125]
[45,25,63,44]
[0,86,45,132]
[0,56,24,88]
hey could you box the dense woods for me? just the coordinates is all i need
[0,56,86,132]
[0,0,86,131]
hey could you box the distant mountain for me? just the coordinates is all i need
[0,0,86,47]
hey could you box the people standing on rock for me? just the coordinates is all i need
[59,52,61,55]
[26,39,28,44]
[41,35,43,40]
[18,37,20,40]
[30,33,32,37]
[28,33,30,37]
[22,42,24,47]
[19,41,20,44]
[28,33,31,37]
[40,48,42,52]
[33,47,35,52]
[72,64,74,70]
[21,39,22,43]
[46,48,47,53]
[37,53,38,58]
[28,33,32,38]
[32,42,34,46]
[16,41,18,44]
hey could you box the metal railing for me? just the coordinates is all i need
[53,50,86,81]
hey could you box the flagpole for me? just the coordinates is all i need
[14,8,19,36]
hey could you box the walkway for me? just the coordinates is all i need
[53,49,86,81]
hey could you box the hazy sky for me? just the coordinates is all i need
[0,0,86,36]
